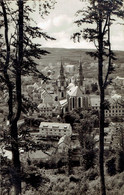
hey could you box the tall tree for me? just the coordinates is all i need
[72,0,124,194]
[0,0,55,194]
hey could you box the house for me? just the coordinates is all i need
[65,64,75,74]
[90,95,100,111]
[105,97,124,118]
[41,89,54,105]
[90,95,124,118]
[113,76,124,86]
[57,135,71,153]
[38,103,52,117]
[39,122,72,138]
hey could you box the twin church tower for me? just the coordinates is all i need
[57,61,84,100]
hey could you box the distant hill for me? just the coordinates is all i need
[38,48,95,66]
[37,48,124,78]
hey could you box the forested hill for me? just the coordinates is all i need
[37,48,124,78]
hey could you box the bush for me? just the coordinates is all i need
[82,150,96,170]
[106,157,116,176]
[118,151,124,173]
[88,169,98,181]
[69,175,80,183]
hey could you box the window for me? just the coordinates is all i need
[62,91,64,97]
[78,97,81,108]
[73,97,75,108]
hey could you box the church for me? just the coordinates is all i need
[56,61,90,114]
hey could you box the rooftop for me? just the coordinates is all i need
[39,122,71,130]
[67,86,83,97]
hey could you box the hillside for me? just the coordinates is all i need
[37,48,124,79]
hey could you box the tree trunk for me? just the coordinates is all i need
[11,121,21,195]
[10,0,24,193]
[10,1,24,194]
[98,1,106,194]
[1,1,21,194]
[99,88,106,195]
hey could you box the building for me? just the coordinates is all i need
[90,95,124,118]
[57,61,88,113]
[90,95,100,111]
[57,62,67,100]
[105,100,124,118]
[65,64,75,74]
[39,89,60,117]
[76,61,84,89]
[57,60,85,100]
[67,85,89,112]
[41,89,54,105]
[38,103,52,117]
[39,122,72,138]
[57,135,71,153]
[94,123,124,150]
[113,76,124,86]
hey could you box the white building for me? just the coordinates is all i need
[90,95,124,118]
[113,76,124,86]
[39,122,72,138]
[38,103,52,117]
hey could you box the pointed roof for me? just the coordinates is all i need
[79,60,82,70]
[41,89,53,98]
[67,83,75,90]
[59,99,68,107]
[67,86,83,97]
[58,60,65,80]
[41,89,54,105]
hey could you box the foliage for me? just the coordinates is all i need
[0,0,56,194]
[106,157,116,176]
[91,83,98,93]
[72,1,124,194]
[82,150,96,170]
[22,165,43,189]
[0,156,12,194]
[118,151,124,173]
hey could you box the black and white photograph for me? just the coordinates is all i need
[0,0,124,194]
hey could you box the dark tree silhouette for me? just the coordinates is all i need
[72,1,124,194]
[0,0,55,194]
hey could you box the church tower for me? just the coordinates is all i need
[57,61,67,100]
[77,60,84,87]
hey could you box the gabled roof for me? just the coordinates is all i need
[41,90,52,98]
[58,135,71,146]
[38,103,51,108]
[41,90,54,104]
[67,86,83,97]
[114,76,124,80]
[59,99,68,107]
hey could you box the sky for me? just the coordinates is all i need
[37,0,124,50]
[10,0,124,50]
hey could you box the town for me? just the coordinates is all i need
[1,56,124,158]
[0,0,124,194]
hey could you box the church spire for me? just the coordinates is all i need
[78,60,84,87]
[57,59,66,100]
[60,59,64,76]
